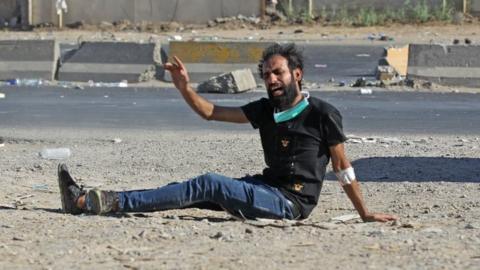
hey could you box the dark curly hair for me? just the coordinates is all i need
[258,43,304,88]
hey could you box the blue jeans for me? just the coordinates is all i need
[117,173,298,220]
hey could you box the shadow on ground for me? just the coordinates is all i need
[326,157,480,183]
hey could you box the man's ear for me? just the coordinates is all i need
[293,68,303,82]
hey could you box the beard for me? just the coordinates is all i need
[268,79,298,111]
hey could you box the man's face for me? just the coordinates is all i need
[262,55,302,110]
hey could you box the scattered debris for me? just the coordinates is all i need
[367,33,394,41]
[3,79,48,87]
[352,77,378,87]
[197,69,256,94]
[376,65,396,81]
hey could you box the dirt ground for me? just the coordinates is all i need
[1,23,480,269]
[1,21,479,45]
[0,128,479,270]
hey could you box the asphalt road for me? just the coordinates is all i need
[301,44,385,83]
[0,86,479,135]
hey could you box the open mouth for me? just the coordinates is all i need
[270,86,284,97]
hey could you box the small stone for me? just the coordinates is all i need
[404,239,414,246]
[159,232,172,239]
[365,243,381,250]
[413,139,428,144]
[207,20,216,27]
[465,223,480,229]
[211,231,224,239]
[245,228,253,234]
[421,227,443,234]
[367,229,385,237]
[138,230,147,238]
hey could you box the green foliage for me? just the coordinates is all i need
[410,0,431,23]
[276,0,457,26]
[334,6,353,26]
[356,7,378,26]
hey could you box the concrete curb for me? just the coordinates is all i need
[0,40,59,81]
[58,42,157,83]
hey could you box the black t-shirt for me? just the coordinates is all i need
[241,96,347,218]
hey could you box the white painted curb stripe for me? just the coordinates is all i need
[60,63,154,74]
[182,63,259,73]
[0,61,54,72]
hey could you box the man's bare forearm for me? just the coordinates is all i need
[342,181,369,220]
[178,84,215,120]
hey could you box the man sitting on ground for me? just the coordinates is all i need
[58,43,397,222]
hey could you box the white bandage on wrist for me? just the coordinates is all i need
[335,167,356,185]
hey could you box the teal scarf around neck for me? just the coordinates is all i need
[273,91,310,123]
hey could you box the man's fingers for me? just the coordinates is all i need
[173,56,186,70]
[377,214,398,222]
[163,62,174,70]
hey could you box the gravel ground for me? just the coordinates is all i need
[0,128,479,270]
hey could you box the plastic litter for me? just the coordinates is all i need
[330,214,361,223]
[87,80,128,88]
[359,88,373,95]
[6,79,46,87]
[39,148,71,160]
[0,93,5,99]
[32,184,49,191]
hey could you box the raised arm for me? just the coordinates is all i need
[329,143,398,222]
[164,56,249,123]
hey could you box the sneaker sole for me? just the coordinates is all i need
[57,164,71,213]
[88,189,103,215]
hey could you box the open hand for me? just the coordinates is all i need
[164,56,190,91]
[362,212,398,223]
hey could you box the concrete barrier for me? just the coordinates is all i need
[57,42,157,82]
[0,40,59,80]
[407,44,480,87]
[197,69,257,93]
[31,0,261,25]
[166,41,273,83]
